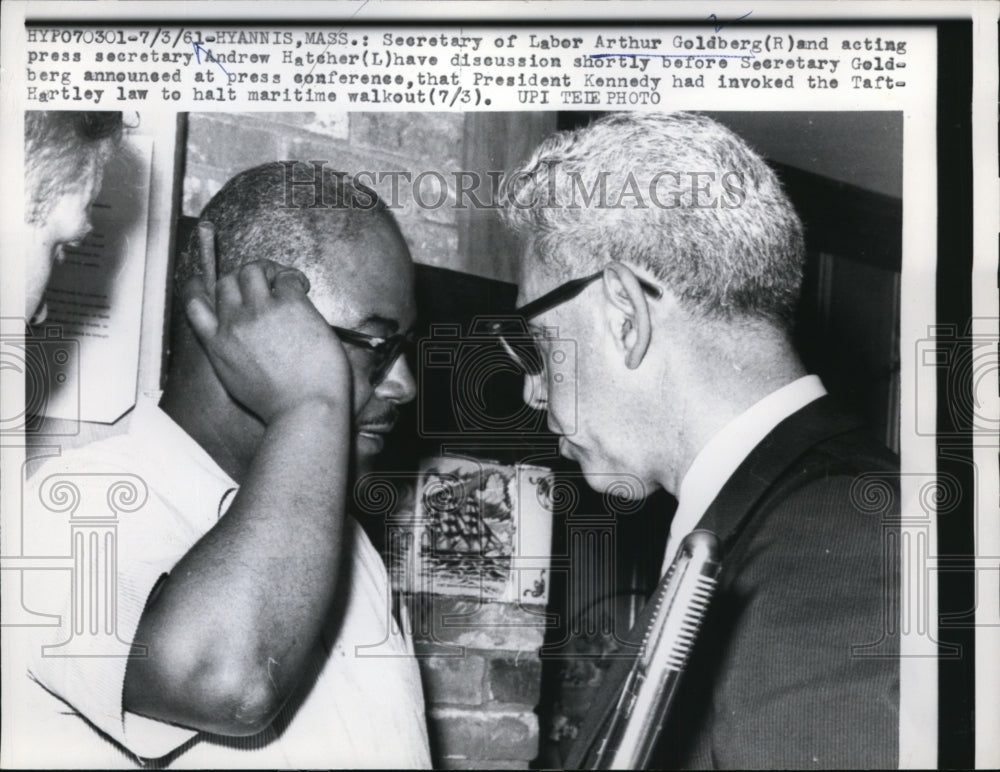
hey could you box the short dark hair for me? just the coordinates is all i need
[176,161,403,287]
[24,111,124,224]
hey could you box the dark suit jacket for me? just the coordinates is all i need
[566,396,900,769]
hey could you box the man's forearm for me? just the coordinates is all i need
[124,399,350,735]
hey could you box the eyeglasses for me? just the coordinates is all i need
[329,325,415,385]
[489,270,663,374]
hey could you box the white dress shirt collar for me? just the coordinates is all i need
[661,374,827,574]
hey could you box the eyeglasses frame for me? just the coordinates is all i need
[489,269,663,373]
[329,325,415,385]
[509,269,663,325]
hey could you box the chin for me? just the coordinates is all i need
[576,456,653,501]
[354,433,384,471]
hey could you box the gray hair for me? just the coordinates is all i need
[24,111,123,224]
[500,112,805,328]
[176,161,402,286]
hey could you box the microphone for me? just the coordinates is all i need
[591,529,723,770]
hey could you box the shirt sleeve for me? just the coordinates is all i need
[23,450,205,760]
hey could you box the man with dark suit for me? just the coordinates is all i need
[497,112,899,769]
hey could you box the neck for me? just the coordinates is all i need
[159,353,262,484]
[653,324,806,495]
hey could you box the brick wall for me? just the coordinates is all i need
[382,458,553,769]
[406,596,546,769]
[182,111,483,279]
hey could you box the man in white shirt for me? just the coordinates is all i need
[498,112,900,768]
[9,162,431,768]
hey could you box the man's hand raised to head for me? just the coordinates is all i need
[124,222,355,737]
[181,222,351,424]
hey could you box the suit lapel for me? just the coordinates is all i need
[696,396,862,555]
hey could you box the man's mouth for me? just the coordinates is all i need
[357,422,395,452]
[359,424,394,435]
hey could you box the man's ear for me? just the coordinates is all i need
[602,262,651,370]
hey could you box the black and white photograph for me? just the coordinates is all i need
[1,2,995,770]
